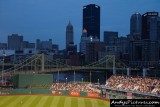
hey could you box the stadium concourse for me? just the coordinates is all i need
[105,75,160,96]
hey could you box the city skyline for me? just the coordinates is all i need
[0,0,160,49]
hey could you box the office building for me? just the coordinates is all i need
[83,4,100,39]
[80,29,99,54]
[103,31,118,46]
[117,36,129,59]
[66,21,74,49]
[8,34,23,50]
[130,12,142,40]
[23,41,35,49]
[0,43,7,50]
[80,29,89,54]
[85,41,105,64]
[142,12,160,41]
[36,39,52,50]
[129,40,159,67]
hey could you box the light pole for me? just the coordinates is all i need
[2,49,6,86]
[90,71,92,83]
[66,77,67,83]
[74,70,75,83]
[98,78,99,85]
[57,70,59,83]
[82,78,83,83]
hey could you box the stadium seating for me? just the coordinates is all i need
[105,75,160,96]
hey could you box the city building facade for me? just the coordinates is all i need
[23,41,35,49]
[8,34,23,50]
[80,29,99,55]
[129,12,160,67]
[85,41,105,64]
[130,12,142,40]
[66,21,74,49]
[103,31,118,46]
[129,40,159,67]
[0,43,7,50]
[83,4,100,39]
[36,39,52,50]
[142,12,160,41]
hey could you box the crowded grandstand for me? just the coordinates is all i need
[105,75,160,96]
[50,83,101,93]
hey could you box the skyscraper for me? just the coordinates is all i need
[130,12,142,40]
[66,21,74,49]
[142,12,160,41]
[83,4,100,40]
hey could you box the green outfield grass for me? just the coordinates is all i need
[0,95,110,107]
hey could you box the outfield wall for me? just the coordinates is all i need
[51,90,101,98]
[9,89,101,98]
[13,74,53,88]
[10,89,52,94]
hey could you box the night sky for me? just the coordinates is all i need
[0,0,160,49]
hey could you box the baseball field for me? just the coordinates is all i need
[0,95,110,107]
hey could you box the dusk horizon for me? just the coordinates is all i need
[0,0,160,49]
[0,0,160,104]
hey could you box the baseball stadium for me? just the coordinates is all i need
[0,54,160,107]
[0,0,160,106]
[0,73,109,107]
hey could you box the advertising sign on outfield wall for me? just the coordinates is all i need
[87,92,99,97]
[52,91,62,95]
[70,91,80,96]
[52,90,100,98]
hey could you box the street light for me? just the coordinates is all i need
[66,77,67,83]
